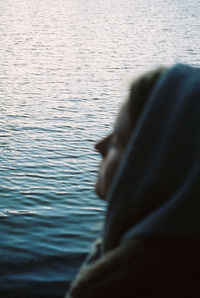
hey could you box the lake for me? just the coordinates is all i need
[0,0,200,296]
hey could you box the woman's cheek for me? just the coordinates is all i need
[102,151,122,197]
[95,149,123,200]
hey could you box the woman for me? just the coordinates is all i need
[66,64,200,298]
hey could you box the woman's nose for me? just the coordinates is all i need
[95,139,106,157]
[95,134,111,157]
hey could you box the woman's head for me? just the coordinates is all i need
[95,66,166,200]
[102,64,200,252]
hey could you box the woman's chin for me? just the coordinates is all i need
[95,182,106,201]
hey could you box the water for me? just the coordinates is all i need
[0,0,200,296]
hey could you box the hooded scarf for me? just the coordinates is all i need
[103,64,200,252]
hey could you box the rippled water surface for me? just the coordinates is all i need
[1,0,200,296]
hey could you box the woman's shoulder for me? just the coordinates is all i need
[66,238,200,298]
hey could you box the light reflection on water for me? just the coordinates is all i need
[0,0,200,296]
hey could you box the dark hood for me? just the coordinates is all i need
[103,64,200,252]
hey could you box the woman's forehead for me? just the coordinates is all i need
[114,100,131,138]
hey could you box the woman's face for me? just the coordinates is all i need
[95,100,132,200]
